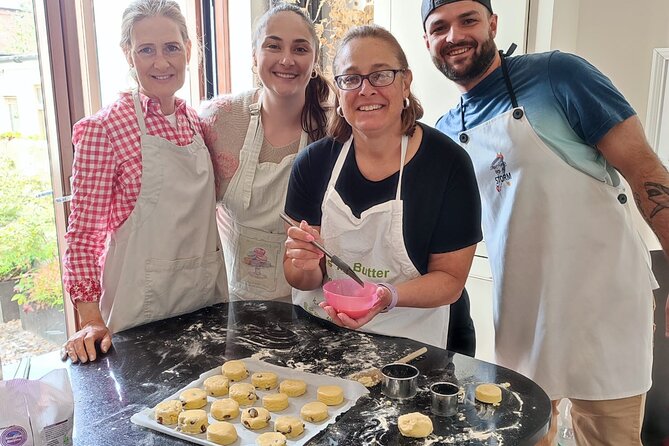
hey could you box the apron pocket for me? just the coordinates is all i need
[143,249,223,323]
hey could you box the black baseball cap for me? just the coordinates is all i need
[421,0,493,30]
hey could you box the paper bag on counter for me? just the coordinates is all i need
[0,369,74,446]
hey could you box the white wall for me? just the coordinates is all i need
[577,1,669,126]
[529,0,669,126]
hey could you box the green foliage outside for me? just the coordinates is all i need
[0,2,62,312]
[0,155,60,309]
[13,259,63,311]
[0,131,23,141]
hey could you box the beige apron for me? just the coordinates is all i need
[457,55,655,399]
[100,91,227,333]
[293,135,451,348]
[218,95,308,302]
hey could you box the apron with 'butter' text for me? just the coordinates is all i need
[457,54,655,399]
[218,94,307,302]
[100,91,228,333]
[293,135,450,348]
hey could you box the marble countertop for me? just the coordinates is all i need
[23,301,551,445]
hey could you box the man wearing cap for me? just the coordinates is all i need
[421,0,669,444]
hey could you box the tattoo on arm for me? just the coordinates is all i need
[645,182,669,218]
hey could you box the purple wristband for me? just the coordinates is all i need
[379,283,398,313]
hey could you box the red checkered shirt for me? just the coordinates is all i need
[63,92,204,305]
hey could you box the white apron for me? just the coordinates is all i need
[218,95,308,302]
[457,54,655,399]
[293,135,451,348]
[100,92,228,333]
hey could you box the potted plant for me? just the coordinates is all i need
[12,258,66,344]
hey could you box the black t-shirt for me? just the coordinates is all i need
[285,123,482,275]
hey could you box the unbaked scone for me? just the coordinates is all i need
[177,409,209,434]
[252,371,278,390]
[154,400,182,425]
[262,392,289,412]
[274,415,305,439]
[475,383,502,404]
[229,382,257,406]
[279,379,307,397]
[300,401,328,422]
[241,407,271,430]
[398,412,433,438]
[179,388,207,409]
[256,432,287,446]
[221,359,248,381]
[317,385,344,405]
[204,375,230,397]
[206,421,237,445]
[210,398,240,421]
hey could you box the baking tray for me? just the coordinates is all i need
[131,357,369,445]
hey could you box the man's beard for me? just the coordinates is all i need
[433,35,497,84]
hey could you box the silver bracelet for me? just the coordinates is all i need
[378,282,398,313]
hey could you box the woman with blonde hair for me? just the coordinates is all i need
[62,0,227,363]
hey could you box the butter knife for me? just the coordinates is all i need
[280,213,365,287]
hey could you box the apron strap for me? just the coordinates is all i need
[395,135,409,201]
[459,43,519,132]
[499,44,519,109]
[239,91,310,209]
[459,97,467,133]
[328,137,352,191]
[240,99,263,209]
[132,90,148,135]
[330,135,409,202]
[297,130,309,152]
[132,90,198,139]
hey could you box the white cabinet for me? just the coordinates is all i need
[465,276,495,362]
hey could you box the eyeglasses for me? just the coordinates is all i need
[334,69,405,90]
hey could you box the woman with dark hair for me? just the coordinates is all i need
[201,3,330,302]
[283,25,481,349]
[62,0,227,363]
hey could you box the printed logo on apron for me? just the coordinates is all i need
[490,152,512,192]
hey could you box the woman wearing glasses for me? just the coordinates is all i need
[283,25,482,349]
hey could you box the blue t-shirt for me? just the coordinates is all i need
[436,51,636,186]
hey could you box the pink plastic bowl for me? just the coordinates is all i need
[322,279,379,319]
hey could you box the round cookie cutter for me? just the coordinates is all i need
[381,363,419,399]
[430,382,460,416]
